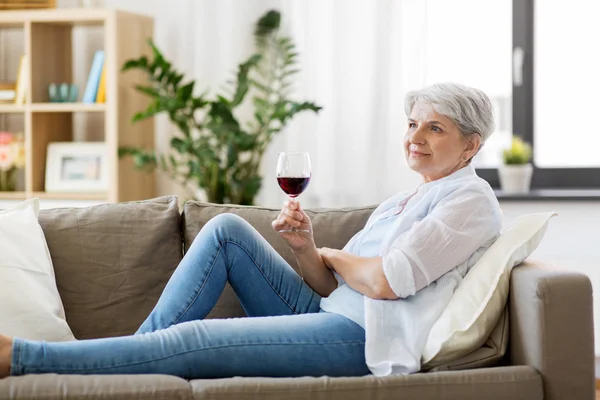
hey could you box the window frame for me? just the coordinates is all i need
[476,0,600,189]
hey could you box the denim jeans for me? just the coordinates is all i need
[11,213,370,379]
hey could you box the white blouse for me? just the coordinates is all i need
[329,164,503,376]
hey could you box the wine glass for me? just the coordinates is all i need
[276,152,311,233]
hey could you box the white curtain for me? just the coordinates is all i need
[66,0,429,208]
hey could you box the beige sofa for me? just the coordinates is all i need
[0,196,594,400]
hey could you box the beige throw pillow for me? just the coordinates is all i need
[422,212,557,368]
[0,198,75,341]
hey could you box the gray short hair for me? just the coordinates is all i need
[404,83,495,144]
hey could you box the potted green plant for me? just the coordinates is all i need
[498,136,533,194]
[118,10,321,205]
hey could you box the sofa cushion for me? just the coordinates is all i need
[0,374,192,400]
[181,201,375,319]
[0,198,75,342]
[38,196,183,339]
[190,366,542,400]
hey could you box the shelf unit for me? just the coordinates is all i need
[0,8,155,202]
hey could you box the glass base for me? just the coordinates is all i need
[278,227,310,233]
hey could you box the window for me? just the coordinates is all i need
[424,0,512,168]
[477,0,600,189]
[534,0,600,168]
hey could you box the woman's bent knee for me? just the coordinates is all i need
[207,213,254,239]
[210,213,247,228]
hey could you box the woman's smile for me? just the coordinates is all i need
[409,148,430,158]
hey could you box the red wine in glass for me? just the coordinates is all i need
[276,152,311,233]
[277,176,311,198]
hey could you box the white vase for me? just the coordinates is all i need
[498,163,533,194]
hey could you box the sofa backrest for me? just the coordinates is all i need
[181,201,376,319]
[39,196,374,339]
[39,196,182,339]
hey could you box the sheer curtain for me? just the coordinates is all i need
[77,0,429,207]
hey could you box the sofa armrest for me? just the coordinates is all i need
[509,259,595,400]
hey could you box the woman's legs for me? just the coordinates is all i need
[136,212,322,334]
[4,213,370,378]
[10,312,369,378]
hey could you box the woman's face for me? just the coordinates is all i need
[404,101,480,183]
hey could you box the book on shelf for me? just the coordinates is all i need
[14,55,28,105]
[95,63,106,103]
[82,50,105,104]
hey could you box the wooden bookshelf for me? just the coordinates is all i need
[32,191,108,200]
[30,102,106,112]
[0,191,27,199]
[0,104,25,112]
[0,8,155,203]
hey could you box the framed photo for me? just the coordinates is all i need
[45,142,109,193]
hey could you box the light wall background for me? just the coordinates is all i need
[0,0,599,359]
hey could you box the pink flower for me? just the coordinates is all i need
[0,132,13,146]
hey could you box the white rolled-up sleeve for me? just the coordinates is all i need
[381,188,502,298]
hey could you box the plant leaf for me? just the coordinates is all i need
[255,10,281,48]
[134,84,160,97]
[230,54,262,107]
[118,146,157,171]
[177,81,195,102]
[171,137,190,154]
[121,55,149,72]
[249,79,271,94]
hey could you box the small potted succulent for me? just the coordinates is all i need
[498,136,533,194]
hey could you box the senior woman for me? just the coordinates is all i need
[0,82,502,379]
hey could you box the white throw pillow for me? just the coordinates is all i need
[421,212,557,367]
[0,198,75,341]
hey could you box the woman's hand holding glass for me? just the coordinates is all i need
[271,199,315,253]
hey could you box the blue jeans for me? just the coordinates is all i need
[11,213,370,378]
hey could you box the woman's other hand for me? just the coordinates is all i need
[318,247,337,270]
[272,199,315,253]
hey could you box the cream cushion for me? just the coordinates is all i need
[422,212,557,367]
[0,198,75,341]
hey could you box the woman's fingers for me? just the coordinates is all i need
[280,214,302,228]
[271,218,281,230]
[272,214,301,229]
[282,207,304,221]
[273,200,309,233]
[272,213,285,229]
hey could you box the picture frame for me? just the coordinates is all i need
[45,142,109,193]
